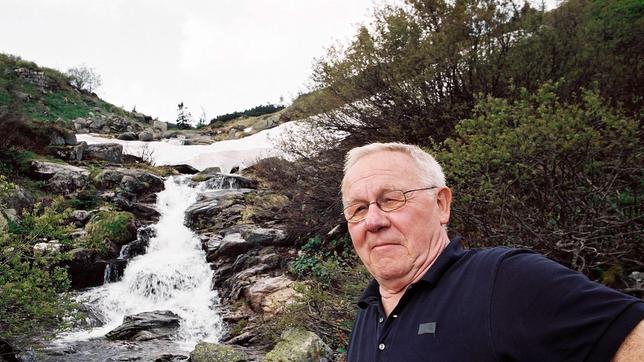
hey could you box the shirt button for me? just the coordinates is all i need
[378,317,384,323]
[392,314,398,318]
[378,343,386,351]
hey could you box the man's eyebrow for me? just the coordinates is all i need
[343,184,401,205]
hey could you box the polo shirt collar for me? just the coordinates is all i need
[357,235,465,309]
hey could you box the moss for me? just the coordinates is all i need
[84,211,135,250]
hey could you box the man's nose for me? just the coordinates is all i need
[364,202,390,232]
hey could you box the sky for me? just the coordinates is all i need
[0,0,381,123]
[0,0,558,124]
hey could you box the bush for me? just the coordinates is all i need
[438,83,642,282]
[0,193,73,345]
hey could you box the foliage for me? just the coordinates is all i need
[438,83,642,280]
[0,113,51,154]
[0,193,73,345]
[209,103,284,125]
[66,65,102,93]
[84,211,135,251]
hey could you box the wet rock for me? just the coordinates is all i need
[264,328,332,362]
[153,353,189,361]
[62,248,107,289]
[105,311,181,341]
[204,174,256,190]
[84,143,123,163]
[189,342,248,362]
[185,189,250,229]
[169,164,199,175]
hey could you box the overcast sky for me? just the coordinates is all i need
[0,0,558,124]
[0,0,383,123]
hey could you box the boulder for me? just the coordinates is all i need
[105,310,181,341]
[48,127,77,146]
[95,168,165,196]
[117,132,138,141]
[62,248,107,289]
[264,328,333,362]
[153,121,168,132]
[84,143,123,163]
[71,210,91,226]
[31,161,90,195]
[33,240,61,256]
[169,164,199,175]
[49,141,87,161]
[89,118,107,130]
[185,189,250,229]
[138,130,154,142]
[246,275,294,314]
[189,342,248,362]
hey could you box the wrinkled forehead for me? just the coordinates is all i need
[341,151,422,196]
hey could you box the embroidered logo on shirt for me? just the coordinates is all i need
[418,322,437,335]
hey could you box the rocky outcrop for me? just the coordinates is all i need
[73,115,144,134]
[169,164,199,175]
[105,311,181,341]
[49,141,87,161]
[117,132,138,141]
[30,161,90,195]
[13,67,56,91]
[49,127,77,146]
[185,189,251,229]
[0,184,34,214]
[95,168,164,197]
[84,143,123,163]
[264,328,333,362]
[189,343,248,362]
[204,174,257,190]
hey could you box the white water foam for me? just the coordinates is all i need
[58,176,222,351]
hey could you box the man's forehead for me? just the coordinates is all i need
[342,151,421,198]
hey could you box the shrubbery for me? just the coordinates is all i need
[438,83,642,281]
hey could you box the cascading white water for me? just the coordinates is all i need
[58,176,223,350]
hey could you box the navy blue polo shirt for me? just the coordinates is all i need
[347,238,644,361]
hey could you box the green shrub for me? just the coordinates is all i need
[438,82,642,280]
[0,194,74,345]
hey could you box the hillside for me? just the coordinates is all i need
[0,53,151,131]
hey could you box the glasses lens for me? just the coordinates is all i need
[344,203,368,223]
[379,190,406,211]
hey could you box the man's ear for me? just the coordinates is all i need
[436,187,452,225]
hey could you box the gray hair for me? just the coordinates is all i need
[342,142,446,192]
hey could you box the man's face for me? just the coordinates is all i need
[342,151,450,286]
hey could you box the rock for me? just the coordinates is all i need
[95,168,165,196]
[215,233,254,259]
[118,132,138,140]
[139,130,154,141]
[33,240,61,256]
[169,164,199,175]
[192,167,222,182]
[185,189,250,229]
[84,143,123,163]
[0,184,34,214]
[153,121,168,132]
[189,342,248,362]
[71,210,91,225]
[204,174,257,190]
[106,311,181,341]
[48,127,77,146]
[264,328,333,362]
[153,354,189,362]
[0,338,19,362]
[49,141,87,161]
[62,248,107,289]
[246,275,294,314]
[31,161,90,195]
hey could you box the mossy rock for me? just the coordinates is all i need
[189,342,248,362]
[265,328,333,362]
[84,210,136,248]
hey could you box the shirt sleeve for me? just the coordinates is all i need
[489,250,644,361]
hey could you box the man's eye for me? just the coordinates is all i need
[354,204,368,213]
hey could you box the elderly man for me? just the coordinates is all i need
[342,142,644,361]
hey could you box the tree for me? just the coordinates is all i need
[176,102,193,129]
[66,65,102,93]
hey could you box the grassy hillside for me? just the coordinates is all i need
[0,53,145,126]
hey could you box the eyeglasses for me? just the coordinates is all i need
[343,187,437,223]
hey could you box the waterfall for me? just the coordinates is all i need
[58,176,223,351]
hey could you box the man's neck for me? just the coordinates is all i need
[378,234,450,316]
